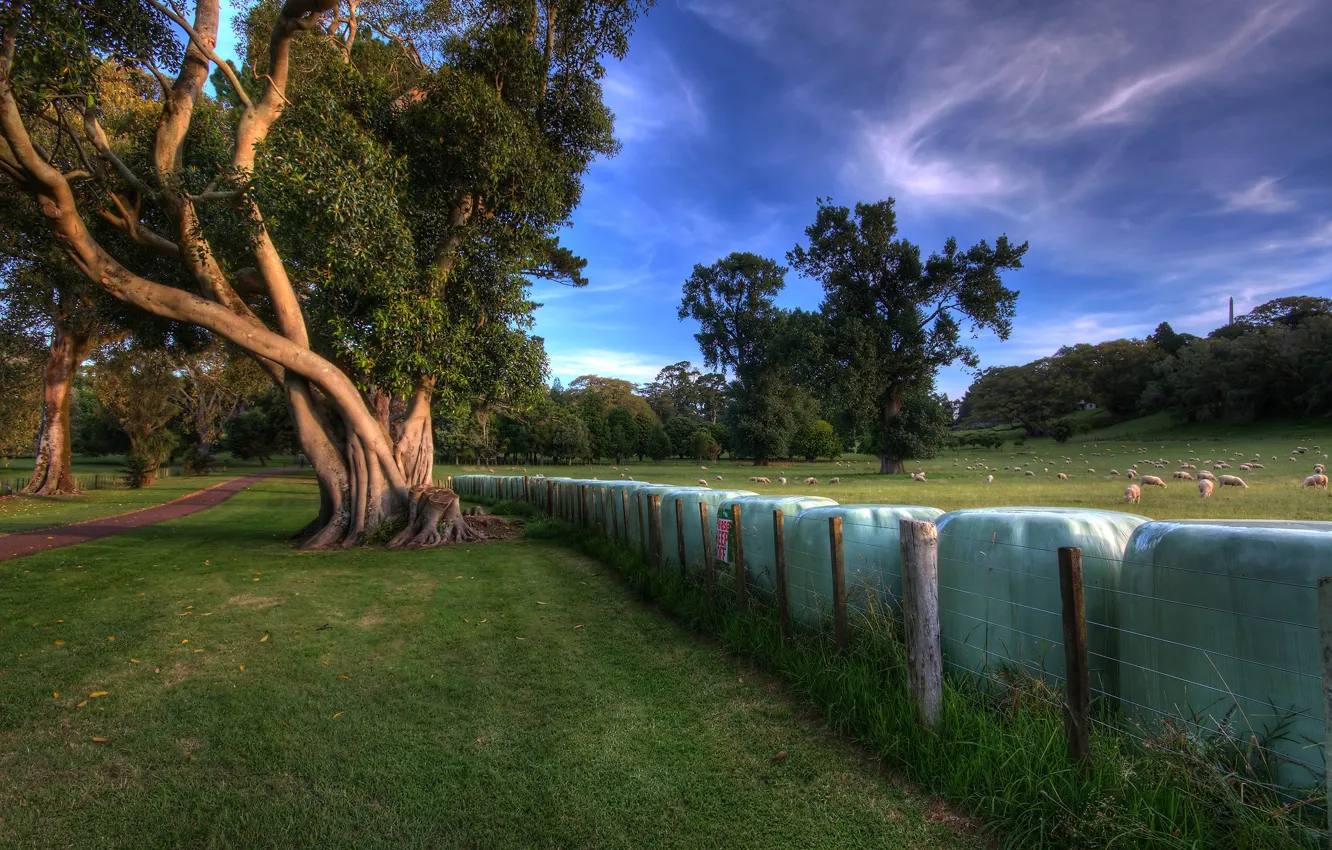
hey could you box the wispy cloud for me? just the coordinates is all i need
[1222,177,1297,213]
[603,48,706,143]
[547,348,668,384]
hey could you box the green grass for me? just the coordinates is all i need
[0,478,979,849]
[0,455,304,537]
[528,517,1323,849]
[442,417,1332,521]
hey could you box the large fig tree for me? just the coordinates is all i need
[0,0,646,545]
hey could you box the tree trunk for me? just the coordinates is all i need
[879,388,906,475]
[388,485,494,548]
[393,377,434,489]
[23,326,92,496]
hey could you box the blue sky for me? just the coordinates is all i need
[222,0,1332,398]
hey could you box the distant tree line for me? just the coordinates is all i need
[957,296,1332,437]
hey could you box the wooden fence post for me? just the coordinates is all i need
[581,484,590,528]
[899,518,942,730]
[676,498,687,577]
[648,494,664,569]
[523,476,530,502]
[733,503,746,606]
[546,480,554,515]
[700,502,715,598]
[773,509,789,632]
[829,516,847,650]
[1059,547,1091,770]
[636,492,646,557]
[1319,577,1332,837]
[620,490,630,544]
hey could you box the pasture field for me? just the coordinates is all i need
[444,418,1332,522]
[0,477,976,849]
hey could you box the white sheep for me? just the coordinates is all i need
[700,466,708,471]
[1197,470,1216,481]
[1219,474,1248,488]
[779,476,788,485]
[829,477,841,484]
[715,475,723,481]
[1110,469,1119,476]
[1301,474,1328,490]
[1057,472,1069,480]
[805,476,818,485]
[911,472,927,482]
[1024,470,1035,477]
[1172,471,1193,481]
[1198,478,1214,498]
[1141,475,1167,488]
[697,479,709,486]
[987,475,994,483]
[1124,484,1141,504]
[1315,464,1326,475]
[1087,469,1096,474]
[1126,470,1138,480]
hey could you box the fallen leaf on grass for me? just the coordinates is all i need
[332,712,343,719]
[337,675,349,680]
[192,649,203,653]
[181,639,189,644]
[536,601,546,605]
[515,636,526,641]
[76,700,87,708]
[477,619,487,624]
[130,659,140,664]
[259,635,269,643]
[107,636,115,641]
[239,665,245,671]
[89,691,108,698]
[91,736,108,743]
[52,691,58,699]
[154,667,160,674]
[54,640,64,646]
[574,624,583,630]
[772,751,788,762]
[56,619,63,624]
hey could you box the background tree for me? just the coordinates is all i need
[0,323,44,462]
[788,198,1025,473]
[606,407,637,464]
[645,422,671,461]
[678,252,798,465]
[791,419,841,462]
[688,429,720,461]
[878,387,954,468]
[88,346,182,485]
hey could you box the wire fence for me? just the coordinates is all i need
[457,472,1332,838]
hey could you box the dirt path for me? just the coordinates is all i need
[0,470,297,562]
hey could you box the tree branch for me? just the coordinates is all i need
[83,107,153,197]
[146,0,253,110]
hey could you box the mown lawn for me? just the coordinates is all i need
[0,456,302,537]
[0,478,977,849]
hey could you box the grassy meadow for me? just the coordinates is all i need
[0,477,978,849]
[448,416,1332,522]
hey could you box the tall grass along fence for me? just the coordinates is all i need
[455,472,1332,848]
[0,465,186,496]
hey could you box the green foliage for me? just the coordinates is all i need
[0,326,44,460]
[877,389,953,464]
[792,420,841,462]
[688,429,720,462]
[640,361,726,422]
[606,407,638,463]
[664,414,702,459]
[120,427,178,488]
[223,392,294,466]
[787,198,1025,468]
[1046,418,1074,444]
[645,423,671,461]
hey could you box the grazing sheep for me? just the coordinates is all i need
[715,475,723,481]
[1301,474,1329,490]
[1057,472,1069,480]
[911,472,927,482]
[1315,464,1326,475]
[829,477,841,484]
[626,476,634,481]
[1141,475,1167,488]
[1124,484,1141,504]
[1250,462,1264,469]
[758,477,772,484]
[779,477,788,485]
[1110,469,1119,476]
[1219,474,1248,488]
[1024,470,1035,477]
[1087,469,1096,474]
[1198,478,1214,498]
[1126,470,1138,480]
[1197,470,1216,481]
[1239,464,1252,471]
[701,466,708,471]
[805,477,818,485]
[1172,471,1193,481]
[987,475,994,483]
[697,479,709,486]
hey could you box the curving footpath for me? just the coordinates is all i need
[0,469,297,562]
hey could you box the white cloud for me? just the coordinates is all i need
[603,48,706,143]
[1221,177,1297,213]
[547,348,668,384]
